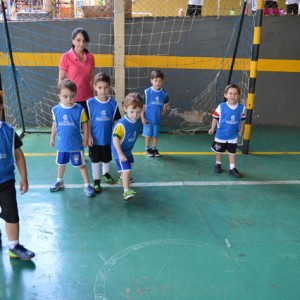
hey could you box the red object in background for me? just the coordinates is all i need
[263,7,280,15]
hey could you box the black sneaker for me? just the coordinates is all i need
[153,149,161,157]
[229,168,241,178]
[93,179,103,193]
[214,164,222,173]
[9,244,35,260]
[145,148,154,157]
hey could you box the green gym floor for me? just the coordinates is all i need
[0,126,300,300]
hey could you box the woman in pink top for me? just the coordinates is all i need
[59,28,95,113]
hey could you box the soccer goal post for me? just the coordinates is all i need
[0,0,256,141]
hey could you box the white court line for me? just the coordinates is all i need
[17,180,300,189]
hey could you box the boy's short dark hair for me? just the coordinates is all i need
[224,83,241,95]
[122,92,143,109]
[58,79,77,94]
[94,72,111,85]
[0,92,3,106]
[151,70,164,80]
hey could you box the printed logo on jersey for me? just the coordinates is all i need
[96,110,110,121]
[128,131,137,143]
[151,96,162,105]
[226,115,238,125]
[0,153,7,159]
[58,114,75,126]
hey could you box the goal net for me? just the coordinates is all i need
[0,0,254,135]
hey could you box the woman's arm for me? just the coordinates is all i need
[58,69,67,84]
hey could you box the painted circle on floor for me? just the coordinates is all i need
[94,239,232,300]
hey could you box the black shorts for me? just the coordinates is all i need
[186,4,202,16]
[211,142,237,155]
[76,100,89,118]
[0,179,20,223]
[89,144,112,163]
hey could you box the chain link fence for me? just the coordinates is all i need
[1,0,296,21]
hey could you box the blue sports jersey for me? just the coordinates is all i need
[52,103,85,151]
[215,102,245,140]
[144,87,168,124]
[111,115,140,159]
[0,122,16,183]
[87,97,118,145]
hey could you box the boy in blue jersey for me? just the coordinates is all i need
[87,73,121,193]
[111,93,143,200]
[141,70,170,157]
[0,95,35,260]
[50,79,95,197]
[208,84,246,178]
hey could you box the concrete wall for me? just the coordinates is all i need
[254,16,300,126]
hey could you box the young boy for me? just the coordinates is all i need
[0,94,35,260]
[87,72,121,193]
[111,93,143,200]
[50,79,95,197]
[208,84,246,178]
[141,70,170,157]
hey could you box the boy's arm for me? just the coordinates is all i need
[141,105,147,125]
[141,91,147,125]
[80,110,88,147]
[161,94,170,116]
[208,118,218,135]
[238,120,246,136]
[15,148,28,194]
[50,122,56,147]
[82,121,88,147]
[113,136,127,162]
[113,124,127,161]
[87,119,93,147]
[161,103,170,116]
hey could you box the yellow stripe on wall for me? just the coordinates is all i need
[1,52,300,72]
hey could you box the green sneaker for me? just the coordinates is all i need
[123,188,137,200]
[93,180,103,193]
[9,244,35,260]
[117,177,134,185]
[102,173,115,185]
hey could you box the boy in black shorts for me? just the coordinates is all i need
[0,95,35,260]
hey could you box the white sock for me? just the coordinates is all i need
[9,240,19,250]
[57,178,63,182]
[102,162,110,175]
[230,164,235,170]
[84,183,90,188]
[216,161,222,165]
[92,162,100,180]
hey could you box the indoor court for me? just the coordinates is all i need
[1,126,299,299]
[1,0,300,299]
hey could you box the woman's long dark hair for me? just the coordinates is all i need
[71,28,90,53]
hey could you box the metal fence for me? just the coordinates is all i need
[1,0,298,21]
